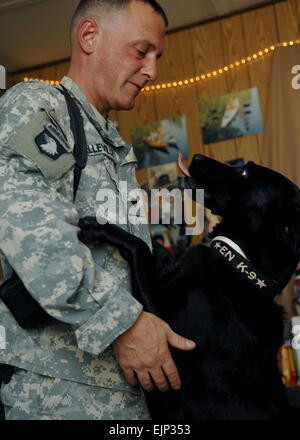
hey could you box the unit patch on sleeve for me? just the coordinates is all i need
[8,110,75,181]
[35,128,67,160]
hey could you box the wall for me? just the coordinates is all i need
[6,0,300,177]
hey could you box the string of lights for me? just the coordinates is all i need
[23,40,300,92]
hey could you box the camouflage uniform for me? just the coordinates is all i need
[0,77,152,420]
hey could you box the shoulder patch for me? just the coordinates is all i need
[8,110,75,181]
[35,128,67,160]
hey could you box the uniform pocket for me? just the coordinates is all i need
[0,367,67,414]
[39,376,69,412]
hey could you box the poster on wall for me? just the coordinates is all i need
[139,161,192,260]
[131,116,189,170]
[148,162,178,189]
[140,162,179,236]
[198,87,263,145]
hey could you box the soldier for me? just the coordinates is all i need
[0,0,195,420]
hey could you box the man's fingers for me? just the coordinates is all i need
[123,368,138,387]
[167,329,196,351]
[149,368,169,392]
[162,360,181,390]
[136,371,154,392]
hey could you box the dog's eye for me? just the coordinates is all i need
[284,226,289,235]
[241,169,247,177]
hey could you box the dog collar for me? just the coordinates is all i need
[211,237,277,295]
[212,236,248,259]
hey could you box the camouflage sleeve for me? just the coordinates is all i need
[0,82,143,356]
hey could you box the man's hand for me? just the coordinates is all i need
[112,311,196,393]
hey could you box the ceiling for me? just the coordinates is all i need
[0,0,282,74]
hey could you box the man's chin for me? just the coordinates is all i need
[115,98,136,111]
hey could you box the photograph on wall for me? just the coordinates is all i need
[226,157,245,167]
[148,162,179,231]
[148,162,179,189]
[198,87,263,145]
[202,158,245,243]
[140,162,192,260]
[131,116,189,170]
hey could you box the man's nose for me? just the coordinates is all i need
[142,56,158,82]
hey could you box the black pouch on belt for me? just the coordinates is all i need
[0,271,54,329]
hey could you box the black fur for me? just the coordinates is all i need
[79,154,300,420]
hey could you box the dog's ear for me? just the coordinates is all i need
[290,205,300,261]
[295,228,300,261]
[290,231,300,261]
[275,204,300,261]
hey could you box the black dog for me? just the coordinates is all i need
[79,154,300,420]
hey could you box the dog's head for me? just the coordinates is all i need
[179,154,300,267]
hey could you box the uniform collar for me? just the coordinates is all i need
[59,76,126,147]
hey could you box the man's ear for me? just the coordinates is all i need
[78,19,99,54]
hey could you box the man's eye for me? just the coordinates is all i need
[136,49,146,57]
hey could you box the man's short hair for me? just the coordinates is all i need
[70,0,168,50]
